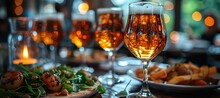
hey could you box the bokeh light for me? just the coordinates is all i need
[14,0,23,6]
[170,31,180,44]
[15,6,23,16]
[164,13,170,23]
[78,2,89,14]
[192,11,202,21]
[164,1,174,10]
[204,16,215,27]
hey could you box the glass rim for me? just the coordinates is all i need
[8,17,32,22]
[8,17,33,33]
[128,1,164,14]
[71,10,95,20]
[96,7,123,14]
[129,1,163,7]
[38,12,64,20]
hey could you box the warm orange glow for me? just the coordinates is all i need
[15,0,23,6]
[170,31,180,44]
[78,2,89,14]
[15,6,23,16]
[164,1,174,10]
[204,16,215,27]
[192,11,202,21]
[13,45,38,65]
[23,45,28,58]
[82,35,87,39]
[76,31,82,36]
[164,13,170,23]
[44,38,53,45]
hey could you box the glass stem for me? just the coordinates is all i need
[108,51,115,79]
[79,47,86,66]
[49,45,56,62]
[140,60,152,97]
[39,43,46,58]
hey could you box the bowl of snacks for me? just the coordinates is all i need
[128,62,220,92]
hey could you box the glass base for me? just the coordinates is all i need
[75,66,94,73]
[127,92,153,98]
[41,60,61,70]
[98,73,124,85]
[82,66,94,73]
[127,90,154,98]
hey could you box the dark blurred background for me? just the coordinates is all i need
[0,0,220,71]
[1,0,220,42]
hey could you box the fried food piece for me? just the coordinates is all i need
[41,72,62,92]
[165,71,178,81]
[208,66,217,76]
[0,71,24,90]
[167,74,202,84]
[174,63,192,75]
[148,64,159,74]
[187,62,200,74]
[150,69,167,79]
[135,68,145,80]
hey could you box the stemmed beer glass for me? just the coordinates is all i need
[124,2,166,97]
[32,16,48,65]
[41,13,65,66]
[95,8,124,85]
[69,10,95,73]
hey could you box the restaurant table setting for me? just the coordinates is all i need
[1,1,220,98]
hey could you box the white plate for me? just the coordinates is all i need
[127,68,220,92]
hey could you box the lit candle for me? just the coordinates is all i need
[13,45,38,65]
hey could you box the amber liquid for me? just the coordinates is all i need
[124,14,167,60]
[95,13,124,51]
[69,20,93,48]
[43,19,64,46]
[32,20,46,43]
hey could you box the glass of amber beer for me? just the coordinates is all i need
[42,13,65,64]
[124,2,166,98]
[95,8,124,85]
[32,16,49,65]
[69,10,95,73]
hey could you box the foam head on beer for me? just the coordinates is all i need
[129,2,163,14]
[43,13,64,21]
[97,7,122,14]
[72,10,95,22]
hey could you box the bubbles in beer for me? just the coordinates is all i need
[124,5,166,60]
[69,12,94,48]
[95,8,124,51]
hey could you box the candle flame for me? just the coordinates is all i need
[23,45,29,58]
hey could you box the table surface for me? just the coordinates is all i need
[1,42,220,98]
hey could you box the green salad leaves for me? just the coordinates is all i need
[0,63,105,98]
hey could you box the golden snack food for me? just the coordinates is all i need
[135,62,218,86]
